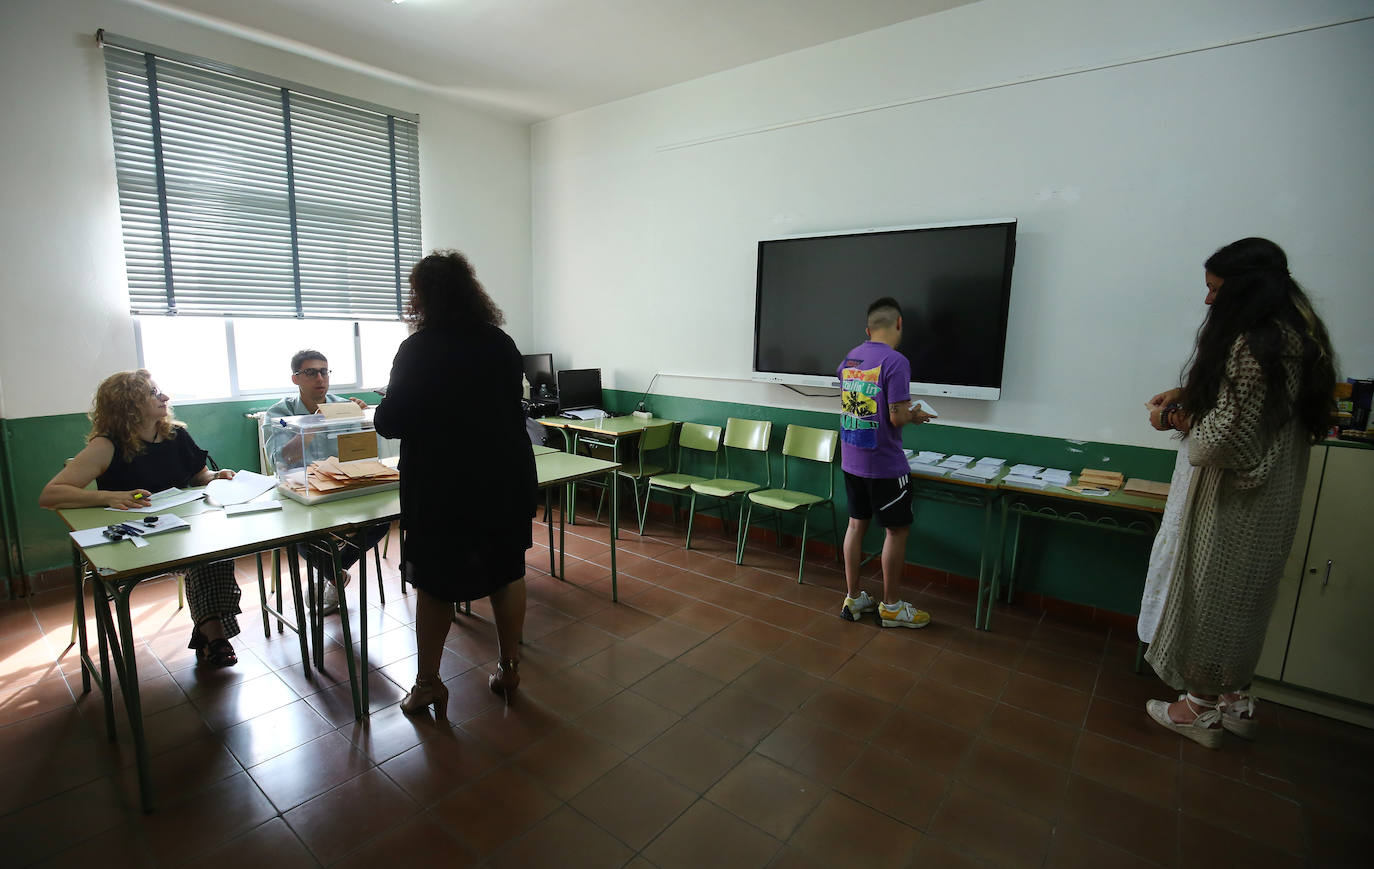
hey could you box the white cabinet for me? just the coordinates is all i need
[1256,444,1374,707]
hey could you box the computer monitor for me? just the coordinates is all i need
[557,368,602,410]
[521,353,555,396]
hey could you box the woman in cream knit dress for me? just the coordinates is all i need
[1142,237,1335,749]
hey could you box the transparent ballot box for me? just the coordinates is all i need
[264,407,400,504]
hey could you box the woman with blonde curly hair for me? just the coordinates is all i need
[40,370,242,666]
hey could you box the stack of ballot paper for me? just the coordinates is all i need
[1123,478,1170,499]
[975,457,1006,469]
[1078,469,1125,490]
[1002,474,1049,489]
[293,456,400,497]
[909,461,951,477]
[1009,463,1044,477]
[937,454,974,470]
[951,463,1001,483]
[1038,468,1073,486]
[909,451,946,466]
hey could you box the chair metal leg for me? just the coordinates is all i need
[273,548,284,633]
[373,543,385,606]
[798,510,811,584]
[176,574,184,610]
[685,492,699,550]
[733,499,748,565]
[632,477,646,536]
[737,499,755,565]
[256,552,271,639]
[638,484,652,536]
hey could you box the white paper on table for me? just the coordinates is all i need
[952,465,1000,482]
[103,487,204,513]
[1003,474,1049,489]
[937,456,972,469]
[204,470,278,507]
[909,461,951,476]
[1038,468,1072,485]
[71,513,191,547]
[1009,464,1044,477]
[975,457,1006,467]
[911,451,945,465]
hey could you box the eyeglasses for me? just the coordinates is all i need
[295,368,331,379]
[148,386,167,399]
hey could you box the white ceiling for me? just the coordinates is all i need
[132,0,978,120]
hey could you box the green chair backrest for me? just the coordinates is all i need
[723,418,771,451]
[675,422,722,477]
[635,421,674,469]
[721,418,772,487]
[780,425,838,497]
[640,422,674,453]
[679,422,721,453]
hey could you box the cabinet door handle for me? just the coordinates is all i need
[1322,559,1333,588]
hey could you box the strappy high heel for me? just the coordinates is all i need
[400,677,449,720]
[1146,693,1223,749]
[488,658,520,705]
[1221,692,1258,740]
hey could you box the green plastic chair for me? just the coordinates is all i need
[737,425,841,583]
[594,421,674,534]
[643,422,722,534]
[686,418,772,557]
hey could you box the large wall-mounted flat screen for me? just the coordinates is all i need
[752,219,1017,400]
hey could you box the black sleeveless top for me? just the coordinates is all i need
[95,429,209,493]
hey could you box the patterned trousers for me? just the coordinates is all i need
[185,559,242,646]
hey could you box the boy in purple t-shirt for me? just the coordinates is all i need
[837,297,934,628]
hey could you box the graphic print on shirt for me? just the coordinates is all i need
[840,361,882,450]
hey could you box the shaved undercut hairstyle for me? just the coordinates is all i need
[866,297,902,330]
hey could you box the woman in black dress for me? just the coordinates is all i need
[39,370,241,665]
[375,251,537,717]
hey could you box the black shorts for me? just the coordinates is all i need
[844,472,913,528]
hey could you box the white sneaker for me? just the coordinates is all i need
[877,600,931,629]
[319,581,341,616]
[840,590,877,621]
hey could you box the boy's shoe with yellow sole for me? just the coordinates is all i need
[840,590,877,621]
[878,600,930,629]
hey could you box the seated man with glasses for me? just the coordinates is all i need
[266,349,388,614]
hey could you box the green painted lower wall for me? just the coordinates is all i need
[606,388,1176,616]
[1,393,378,584]
[4,386,1173,615]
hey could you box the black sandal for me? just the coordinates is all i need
[189,626,209,663]
[204,638,238,668]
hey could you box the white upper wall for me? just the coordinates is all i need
[0,0,532,419]
[531,0,1374,448]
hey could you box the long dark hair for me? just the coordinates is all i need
[1181,238,1335,443]
[405,250,505,331]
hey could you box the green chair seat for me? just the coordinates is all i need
[737,424,841,583]
[620,460,666,480]
[650,472,705,490]
[748,488,825,511]
[691,478,761,498]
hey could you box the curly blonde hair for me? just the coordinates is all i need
[88,369,181,462]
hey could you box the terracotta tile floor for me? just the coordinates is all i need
[2,509,1372,868]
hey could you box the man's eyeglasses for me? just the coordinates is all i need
[295,367,331,379]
